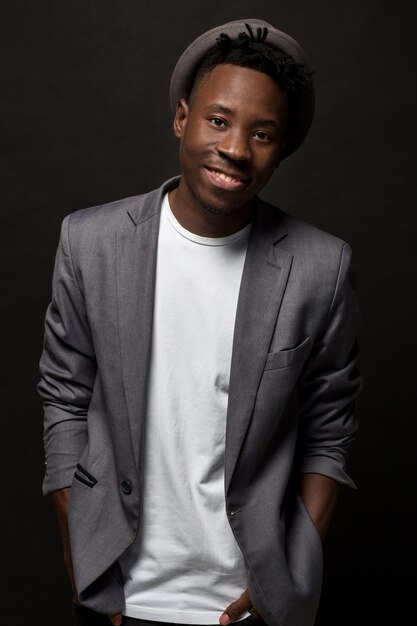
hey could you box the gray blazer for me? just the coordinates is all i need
[38,175,362,626]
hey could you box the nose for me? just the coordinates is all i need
[217,129,251,162]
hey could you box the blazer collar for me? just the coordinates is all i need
[125,174,288,248]
[126,175,181,226]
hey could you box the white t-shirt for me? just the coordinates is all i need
[119,193,252,623]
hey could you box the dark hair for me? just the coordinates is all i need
[189,23,314,136]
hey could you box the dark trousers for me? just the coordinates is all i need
[72,603,264,626]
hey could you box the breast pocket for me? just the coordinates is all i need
[264,336,312,371]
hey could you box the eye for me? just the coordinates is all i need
[209,117,226,128]
[253,131,272,142]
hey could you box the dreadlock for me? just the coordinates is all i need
[188,23,314,135]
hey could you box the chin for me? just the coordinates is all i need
[196,190,251,217]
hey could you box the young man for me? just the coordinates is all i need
[38,19,362,626]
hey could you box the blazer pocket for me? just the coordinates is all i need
[264,336,312,371]
[73,463,98,488]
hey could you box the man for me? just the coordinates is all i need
[38,18,362,626]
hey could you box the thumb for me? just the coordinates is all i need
[220,589,252,625]
[108,614,123,626]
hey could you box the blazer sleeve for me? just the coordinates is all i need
[296,242,363,489]
[37,215,97,496]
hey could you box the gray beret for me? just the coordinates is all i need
[169,18,315,158]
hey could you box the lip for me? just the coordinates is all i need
[203,166,251,191]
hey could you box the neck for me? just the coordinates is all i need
[168,179,255,238]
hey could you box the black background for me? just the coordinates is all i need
[1,1,416,624]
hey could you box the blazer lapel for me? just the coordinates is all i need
[115,176,180,469]
[224,199,293,495]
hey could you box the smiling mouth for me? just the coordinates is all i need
[204,167,250,190]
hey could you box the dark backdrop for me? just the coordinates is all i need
[1,1,416,624]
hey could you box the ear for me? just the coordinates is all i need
[173,98,190,139]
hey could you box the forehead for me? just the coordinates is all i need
[190,63,288,119]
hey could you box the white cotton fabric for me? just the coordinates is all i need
[119,193,252,623]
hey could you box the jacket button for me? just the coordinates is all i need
[121,480,132,495]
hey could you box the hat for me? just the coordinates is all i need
[169,18,315,158]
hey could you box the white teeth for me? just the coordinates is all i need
[212,169,239,183]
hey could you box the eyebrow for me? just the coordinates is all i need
[204,103,282,129]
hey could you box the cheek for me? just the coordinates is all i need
[180,134,198,164]
[261,145,284,173]
[181,122,215,156]
[255,154,280,179]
